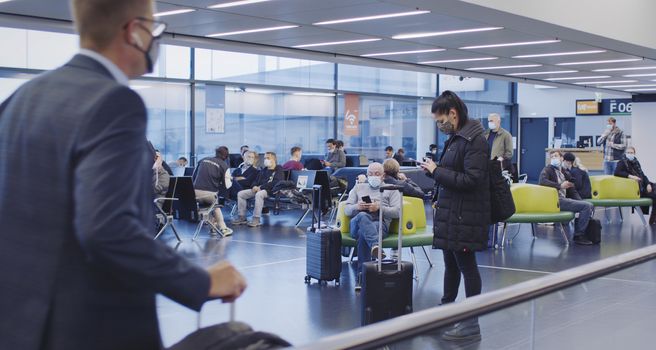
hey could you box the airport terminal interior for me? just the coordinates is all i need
[2,0,656,349]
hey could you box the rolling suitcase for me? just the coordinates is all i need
[361,184,413,326]
[305,185,342,285]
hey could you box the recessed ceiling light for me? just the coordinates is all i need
[624,88,656,92]
[557,58,642,66]
[460,39,560,50]
[392,27,503,40]
[419,57,497,64]
[599,84,656,88]
[130,85,151,90]
[154,9,196,17]
[507,70,578,76]
[623,73,656,77]
[292,92,336,97]
[593,66,656,72]
[0,0,15,3]
[293,38,381,48]
[513,50,605,58]
[545,76,611,81]
[469,64,542,71]
[574,80,637,85]
[314,10,430,25]
[361,48,444,57]
[207,25,298,37]
[209,0,272,9]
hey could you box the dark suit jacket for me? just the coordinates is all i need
[538,165,582,200]
[0,55,209,350]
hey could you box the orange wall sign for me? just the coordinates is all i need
[343,93,360,136]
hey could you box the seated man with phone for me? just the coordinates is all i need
[343,163,401,271]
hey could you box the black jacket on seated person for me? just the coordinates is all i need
[193,156,229,193]
[432,119,491,252]
[539,165,581,200]
[383,175,425,199]
[232,164,258,189]
[254,165,285,193]
[568,166,591,199]
[615,156,652,194]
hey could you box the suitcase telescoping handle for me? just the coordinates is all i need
[378,184,404,272]
[311,184,322,232]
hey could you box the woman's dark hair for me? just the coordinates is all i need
[431,90,469,129]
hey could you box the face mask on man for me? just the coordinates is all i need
[438,120,455,134]
[488,121,497,130]
[606,124,613,130]
[367,176,382,188]
[263,159,272,168]
[131,31,160,74]
[551,158,561,167]
[626,154,636,161]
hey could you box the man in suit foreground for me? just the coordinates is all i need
[0,1,246,349]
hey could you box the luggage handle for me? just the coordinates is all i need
[310,184,322,232]
[378,185,404,272]
[196,238,236,328]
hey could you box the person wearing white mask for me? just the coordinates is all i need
[228,151,259,199]
[598,117,627,175]
[343,162,401,283]
[484,113,514,171]
[539,151,594,245]
[234,152,284,227]
[614,146,656,225]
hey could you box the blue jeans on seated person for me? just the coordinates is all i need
[559,198,593,234]
[350,212,388,268]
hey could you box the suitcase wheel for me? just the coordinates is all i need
[304,276,311,284]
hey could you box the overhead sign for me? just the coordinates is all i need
[576,100,600,115]
[601,98,632,115]
[343,94,359,136]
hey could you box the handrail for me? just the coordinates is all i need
[295,244,656,350]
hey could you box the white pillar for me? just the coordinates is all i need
[631,102,656,177]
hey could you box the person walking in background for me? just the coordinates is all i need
[614,146,656,225]
[485,113,513,172]
[0,1,246,349]
[598,117,627,175]
[420,90,490,342]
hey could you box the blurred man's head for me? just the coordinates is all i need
[290,146,302,160]
[177,157,188,167]
[385,146,394,158]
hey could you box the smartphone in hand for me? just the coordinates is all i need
[361,195,372,203]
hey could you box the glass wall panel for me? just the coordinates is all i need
[132,81,191,165]
[194,85,335,163]
[194,49,334,89]
[146,45,191,79]
[338,64,436,97]
[439,74,511,104]
[337,94,433,160]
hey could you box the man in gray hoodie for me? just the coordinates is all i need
[344,162,401,267]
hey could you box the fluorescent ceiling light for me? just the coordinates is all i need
[209,0,271,9]
[0,0,14,3]
[469,64,542,71]
[207,25,298,37]
[534,85,557,89]
[545,76,611,81]
[625,88,656,92]
[557,58,642,66]
[293,38,381,48]
[593,66,656,72]
[599,84,656,88]
[623,73,656,77]
[154,9,196,17]
[420,57,497,64]
[460,39,560,50]
[130,85,151,90]
[507,70,578,76]
[362,48,444,57]
[292,92,336,97]
[314,10,430,25]
[512,50,605,58]
[574,80,637,85]
[392,27,502,40]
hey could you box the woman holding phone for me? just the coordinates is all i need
[420,91,490,341]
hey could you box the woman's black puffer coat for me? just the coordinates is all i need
[432,119,490,252]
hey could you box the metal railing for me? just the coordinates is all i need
[295,244,656,350]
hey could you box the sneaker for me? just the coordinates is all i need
[208,228,219,236]
[441,321,481,342]
[370,245,386,260]
[232,217,247,225]
[247,217,261,227]
[573,234,593,246]
[219,227,233,237]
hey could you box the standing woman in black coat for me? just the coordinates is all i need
[420,91,491,341]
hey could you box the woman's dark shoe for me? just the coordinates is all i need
[441,320,481,341]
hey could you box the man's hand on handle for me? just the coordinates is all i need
[207,261,247,302]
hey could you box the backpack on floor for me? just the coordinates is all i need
[489,157,516,223]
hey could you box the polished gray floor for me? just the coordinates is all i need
[156,205,656,349]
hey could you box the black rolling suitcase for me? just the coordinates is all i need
[305,185,342,285]
[361,184,413,325]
